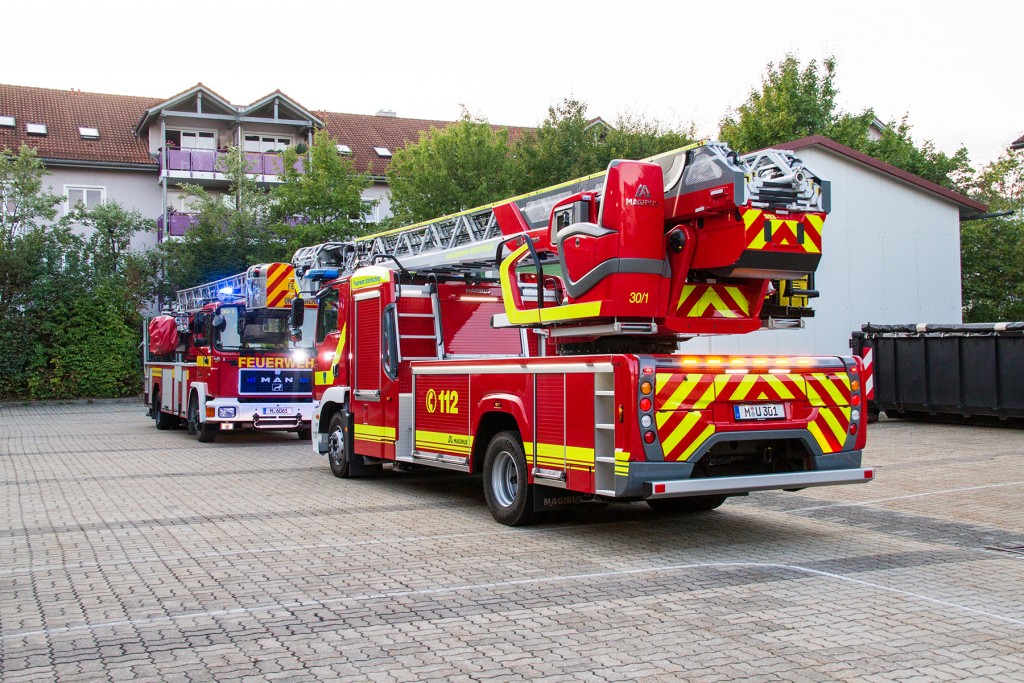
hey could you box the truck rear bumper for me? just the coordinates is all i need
[643,467,874,499]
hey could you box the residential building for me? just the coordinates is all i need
[0,83,457,249]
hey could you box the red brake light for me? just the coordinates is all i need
[644,431,655,444]
[639,398,652,412]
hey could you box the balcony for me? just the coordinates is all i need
[156,212,198,240]
[159,148,305,184]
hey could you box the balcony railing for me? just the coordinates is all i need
[159,148,305,179]
[156,212,198,239]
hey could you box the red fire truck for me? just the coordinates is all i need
[291,142,872,525]
[145,262,318,442]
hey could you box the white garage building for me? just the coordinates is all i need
[685,135,986,357]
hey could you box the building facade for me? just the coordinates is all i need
[0,83,453,250]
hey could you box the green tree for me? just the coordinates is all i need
[160,147,281,293]
[271,129,374,251]
[960,149,1024,321]
[719,54,971,191]
[861,116,972,190]
[0,144,63,242]
[719,54,873,153]
[387,112,518,224]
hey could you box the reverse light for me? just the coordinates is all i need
[644,431,655,444]
[641,415,653,429]
[851,408,861,424]
[639,397,652,412]
[218,407,237,418]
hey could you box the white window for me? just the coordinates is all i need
[79,127,100,139]
[166,129,217,150]
[66,186,105,213]
[26,123,47,135]
[0,115,14,128]
[373,146,392,157]
[243,134,293,153]
[336,144,352,155]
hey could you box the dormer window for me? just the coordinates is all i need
[0,115,14,128]
[373,146,392,157]
[79,127,100,139]
[26,123,47,135]
[336,144,352,155]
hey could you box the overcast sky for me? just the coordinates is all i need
[5,0,1019,167]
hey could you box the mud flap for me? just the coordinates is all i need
[532,485,585,512]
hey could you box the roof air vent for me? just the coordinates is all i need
[375,109,397,118]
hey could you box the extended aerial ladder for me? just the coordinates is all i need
[292,141,830,350]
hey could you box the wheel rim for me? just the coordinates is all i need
[490,450,518,508]
[328,427,344,467]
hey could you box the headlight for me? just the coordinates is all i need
[292,349,309,364]
[218,407,237,418]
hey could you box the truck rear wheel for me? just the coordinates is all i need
[646,495,726,514]
[153,393,175,431]
[483,431,537,526]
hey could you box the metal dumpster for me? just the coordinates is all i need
[851,323,1024,422]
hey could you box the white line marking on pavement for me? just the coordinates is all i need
[787,480,1024,513]
[3,561,1020,643]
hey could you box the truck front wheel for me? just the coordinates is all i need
[188,396,217,443]
[327,412,353,478]
[483,431,537,526]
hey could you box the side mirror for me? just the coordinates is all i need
[192,312,207,334]
[290,297,305,342]
[291,297,305,328]
[212,314,227,331]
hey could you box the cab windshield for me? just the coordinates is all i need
[214,306,316,351]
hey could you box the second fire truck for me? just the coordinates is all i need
[145,262,318,442]
[291,142,873,525]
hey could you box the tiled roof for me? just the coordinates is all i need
[776,135,986,216]
[0,83,526,178]
[0,84,160,166]
[319,111,454,177]
[1012,132,1024,150]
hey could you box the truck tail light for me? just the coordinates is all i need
[639,397,652,412]
[644,431,655,444]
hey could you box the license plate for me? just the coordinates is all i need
[734,403,785,421]
[261,407,293,416]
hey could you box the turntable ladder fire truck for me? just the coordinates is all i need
[292,141,872,525]
[145,262,317,442]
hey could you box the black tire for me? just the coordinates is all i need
[188,395,217,443]
[297,426,312,441]
[327,412,353,478]
[482,431,537,526]
[646,494,727,514]
[154,392,175,431]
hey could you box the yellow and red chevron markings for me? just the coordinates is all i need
[264,263,296,308]
[808,407,851,454]
[742,208,824,254]
[676,284,752,319]
[654,370,853,460]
